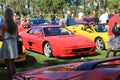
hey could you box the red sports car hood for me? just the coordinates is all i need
[13,62,87,80]
[47,35,95,47]
[21,71,87,80]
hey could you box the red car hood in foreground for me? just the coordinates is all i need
[47,35,95,48]
[13,57,120,80]
[13,62,86,80]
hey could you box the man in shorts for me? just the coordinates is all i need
[106,10,120,57]
[106,35,115,57]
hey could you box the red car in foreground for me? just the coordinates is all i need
[13,57,120,80]
[19,25,96,57]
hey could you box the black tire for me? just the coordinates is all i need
[18,41,23,54]
[95,38,105,50]
[43,42,53,57]
[17,37,23,54]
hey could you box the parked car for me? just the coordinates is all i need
[67,23,108,50]
[13,56,120,80]
[51,18,83,26]
[19,25,96,57]
[29,19,51,26]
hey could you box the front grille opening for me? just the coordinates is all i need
[72,47,92,52]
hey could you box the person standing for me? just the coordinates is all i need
[21,17,30,29]
[78,11,84,20]
[99,10,108,24]
[50,12,57,24]
[92,11,99,23]
[50,12,56,22]
[106,10,120,57]
[0,8,18,80]
[58,15,67,27]
[37,12,44,20]
[71,11,75,19]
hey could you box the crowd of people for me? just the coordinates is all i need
[9,9,111,29]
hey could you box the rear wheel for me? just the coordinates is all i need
[43,42,53,57]
[95,38,105,50]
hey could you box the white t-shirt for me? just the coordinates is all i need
[78,12,84,20]
[99,12,108,23]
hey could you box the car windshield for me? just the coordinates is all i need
[93,24,108,32]
[44,27,73,36]
[29,19,51,26]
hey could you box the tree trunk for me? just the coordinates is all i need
[28,0,31,15]
[84,0,85,13]
[103,0,107,11]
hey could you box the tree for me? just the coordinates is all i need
[0,0,5,15]
[38,0,66,13]
[100,0,107,11]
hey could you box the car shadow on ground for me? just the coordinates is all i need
[57,51,101,59]
[42,52,102,66]
[15,54,41,71]
[16,54,37,64]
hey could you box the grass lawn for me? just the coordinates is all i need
[0,50,120,80]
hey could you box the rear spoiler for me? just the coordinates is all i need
[75,56,120,70]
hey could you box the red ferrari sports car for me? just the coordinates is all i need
[13,56,120,80]
[19,25,96,57]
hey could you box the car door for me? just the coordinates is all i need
[31,28,44,52]
[24,27,43,52]
[76,26,96,41]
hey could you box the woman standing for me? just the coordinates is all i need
[0,8,18,80]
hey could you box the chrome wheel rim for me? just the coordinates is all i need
[96,38,104,50]
[44,43,52,57]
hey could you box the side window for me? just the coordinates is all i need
[37,28,42,33]
[28,28,42,35]
[44,28,51,36]
[102,24,108,32]
[33,28,42,35]
[28,29,35,34]
[98,25,103,32]
[97,24,106,32]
